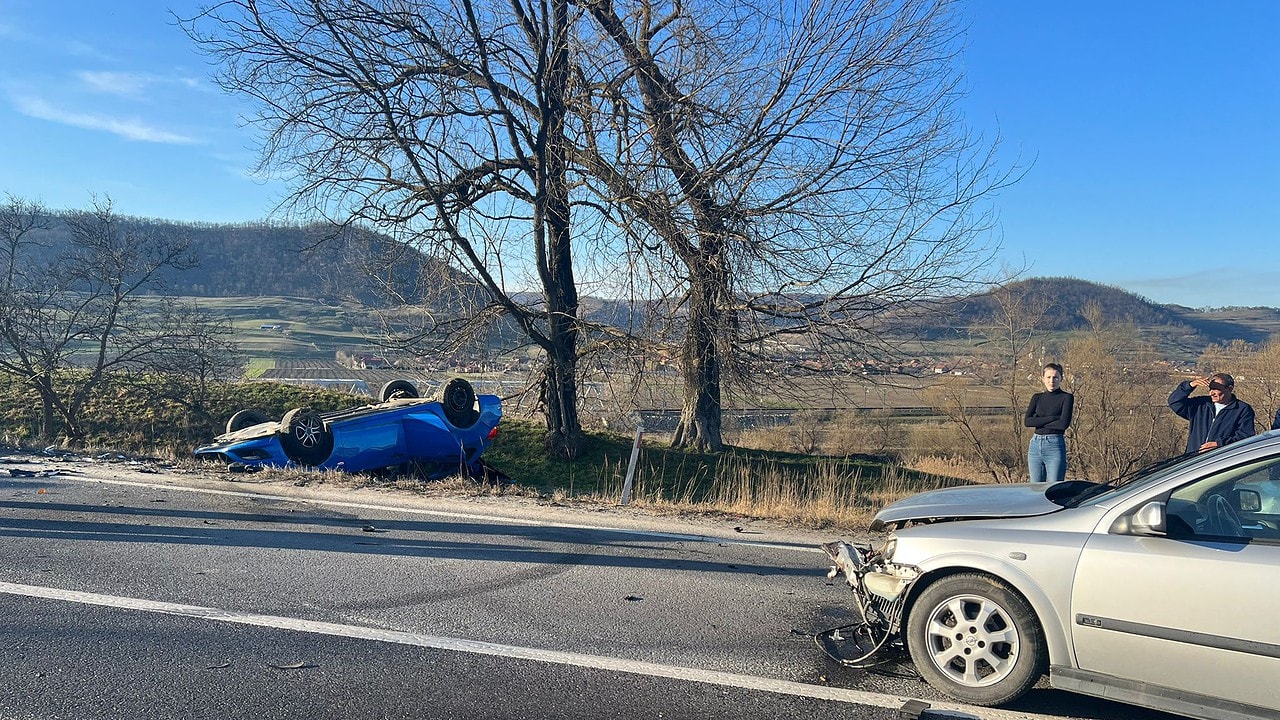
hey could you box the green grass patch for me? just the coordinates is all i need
[245,358,275,378]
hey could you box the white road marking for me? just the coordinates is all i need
[0,580,1050,719]
[55,474,824,553]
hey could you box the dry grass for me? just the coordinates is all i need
[563,451,959,532]
[901,454,997,484]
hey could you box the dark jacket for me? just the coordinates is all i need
[1168,381,1256,454]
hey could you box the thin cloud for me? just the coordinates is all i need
[76,70,205,98]
[1120,268,1280,309]
[14,96,197,144]
[78,70,151,98]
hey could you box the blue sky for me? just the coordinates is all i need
[0,1,1276,308]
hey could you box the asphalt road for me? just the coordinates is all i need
[0,454,1187,720]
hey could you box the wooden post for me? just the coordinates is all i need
[620,421,644,506]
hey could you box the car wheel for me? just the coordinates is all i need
[226,409,270,434]
[278,408,334,466]
[437,377,479,428]
[905,573,1046,706]
[379,379,419,402]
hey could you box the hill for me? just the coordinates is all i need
[18,213,472,305]
[13,210,1279,364]
[939,276,1278,344]
[937,277,1181,331]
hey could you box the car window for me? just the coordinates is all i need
[1166,455,1280,542]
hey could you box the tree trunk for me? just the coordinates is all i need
[36,378,57,441]
[541,336,583,458]
[537,0,583,459]
[672,276,725,451]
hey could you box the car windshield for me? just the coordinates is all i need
[1064,431,1280,507]
[1062,452,1202,507]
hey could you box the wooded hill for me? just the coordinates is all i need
[19,215,1280,352]
[940,277,1280,347]
[21,214,452,304]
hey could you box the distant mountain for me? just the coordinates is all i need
[935,277,1278,350]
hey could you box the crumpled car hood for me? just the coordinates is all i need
[871,482,1066,530]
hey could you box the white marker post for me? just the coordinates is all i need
[620,421,644,506]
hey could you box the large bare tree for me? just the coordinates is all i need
[186,0,588,457]
[572,0,1009,450]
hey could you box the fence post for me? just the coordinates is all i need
[620,421,644,506]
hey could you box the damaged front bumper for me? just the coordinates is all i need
[816,540,920,667]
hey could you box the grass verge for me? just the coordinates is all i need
[484,419,965,530]
[0,373,965,532]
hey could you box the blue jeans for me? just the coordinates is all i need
[1027,434,1066,482]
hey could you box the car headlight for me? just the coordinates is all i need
[881,537,897,562]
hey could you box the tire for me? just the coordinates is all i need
[278,407,334,466]
[905,573,1047,706]
[379,379,420,402]
[226,409,270,434]
[437,377,479,428]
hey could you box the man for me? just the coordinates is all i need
[1168,373,1255,454]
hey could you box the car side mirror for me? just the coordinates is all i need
[1129,501,1167,536]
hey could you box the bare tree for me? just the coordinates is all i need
[919,282,1050,481]
[921,376,1021,482]
[146,303,244,425]
[571,0,1010,450]
[0,198,226,441]
[1198,337,1280,435]
[185,0,588,457]
[0,195,51,293]
[1064,308,1181,478]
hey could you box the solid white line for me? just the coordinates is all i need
[57,474,823,554]
[0,581,1050,719]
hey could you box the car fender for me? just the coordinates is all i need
[904,550,1074,668]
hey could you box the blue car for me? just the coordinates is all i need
[194,378,502,477]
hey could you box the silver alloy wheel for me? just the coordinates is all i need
[922,593,1020,687]
[293,413,325,447]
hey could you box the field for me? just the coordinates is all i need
[189,295,1020,433]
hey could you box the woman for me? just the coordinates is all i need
[1024,362,1074,482]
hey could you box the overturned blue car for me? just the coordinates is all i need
[194,378,502,478]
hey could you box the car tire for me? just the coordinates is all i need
[278,407,334,466]
[905,573,1046,707]
[379,379,419,402]
[226,409,270,434]
[437,377,479,428]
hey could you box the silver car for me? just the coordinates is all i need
[819,430,1280,720]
